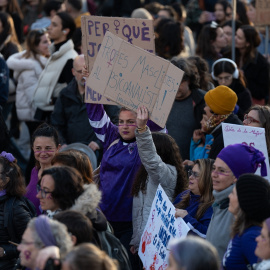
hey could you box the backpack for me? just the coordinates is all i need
[4,196,37,243]
[95,229,132,270]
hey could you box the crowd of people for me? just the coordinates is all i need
[1,0,270,270]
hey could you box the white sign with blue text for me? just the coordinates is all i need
[139,185,190,270]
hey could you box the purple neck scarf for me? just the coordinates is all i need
[0,190,6,197]
[34,215,57,247]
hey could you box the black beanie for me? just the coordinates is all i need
[236,174,270,223]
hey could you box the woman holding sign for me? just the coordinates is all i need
[86,102,165,261]
[130,106,187,257]
[173,158,214,238]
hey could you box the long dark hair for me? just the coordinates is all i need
[131,132,187,199]
[175,159,214,220]
[41,166,84,210]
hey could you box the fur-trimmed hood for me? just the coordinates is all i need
[70,184,101,216]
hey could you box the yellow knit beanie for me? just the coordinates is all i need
[204,85,238,115]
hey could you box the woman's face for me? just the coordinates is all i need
[215,3,226,22]
[243,110,261,127]
[212,158,237,192]
[216,71,233,87]
[247,4,256,23]
[118,110,137,141]
[37,174,59,212]
[17,227,40,270]
[235,29,248,51]
[223,25,233,44]
[188,164,201,195]
[37,33,51,57]
[255,222,270,260]
[204,104,214,119]
[33,136,59,167]
[212,27,227,52]
[0,0,8,7]
[228,186,239,216]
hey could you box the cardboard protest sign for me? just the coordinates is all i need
[222,123,270,181]
[86,31,184,127]
[255,0,270,26]
[139,185,190,270]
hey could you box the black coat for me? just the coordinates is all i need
[51,78,102,148]
[0,195,32,269]
[242,52,269,101]
[208,114,243,159]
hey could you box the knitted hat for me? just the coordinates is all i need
[204,85,238,115]
[236,174,270,222]
[217,144,267,179]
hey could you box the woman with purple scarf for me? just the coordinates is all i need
[17,215,72,270]
[0,151,33,270]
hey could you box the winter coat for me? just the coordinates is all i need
[173,191,213,238]
[208,114,243,159]
[51,78,101,147]
[33,40,77,111]
[130,127,177,250]
[7,51,47,121]
[206,184,235,261]
[70,184,108,232]
[0,195,32,269]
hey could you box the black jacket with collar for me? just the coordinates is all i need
[51,78,102,148]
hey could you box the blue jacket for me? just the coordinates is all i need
[223,226,261,270]
[190,134,213,161]
[174,190,213,238]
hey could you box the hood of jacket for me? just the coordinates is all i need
[70,183,101,216]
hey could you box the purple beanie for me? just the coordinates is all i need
[217,144,267,179]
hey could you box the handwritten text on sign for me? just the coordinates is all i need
[139,185,190,270]
[81,16,155,72]
[86,31,184,127]
[222,123,270,181]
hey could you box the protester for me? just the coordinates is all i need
[204,85,242,159]
[167,236,220,270]
[196,22,227,69]
[211,58,252,120]
[7,29,50,136]
[174,158,214,238]
[37,166,107,234]
[167,58,205,161]
[33,12,77,121]
[26,123,60,215]
[235,25,269,105]
[130,106,187,259]
[214,0,230,25]
[0,151,34,270]
[85,97,164,257]
[17,215,72,270]
[206,143,267,261]
[253,218,270,270]
[223,174,270,269]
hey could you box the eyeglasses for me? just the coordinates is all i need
[188,170,200,179]
[212,168,232,176]
[243,114,260,125]
[217,75,233,83]
[36,184,53,199]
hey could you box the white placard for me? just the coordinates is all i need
[222,123,270,181]
[139,185,190,270]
